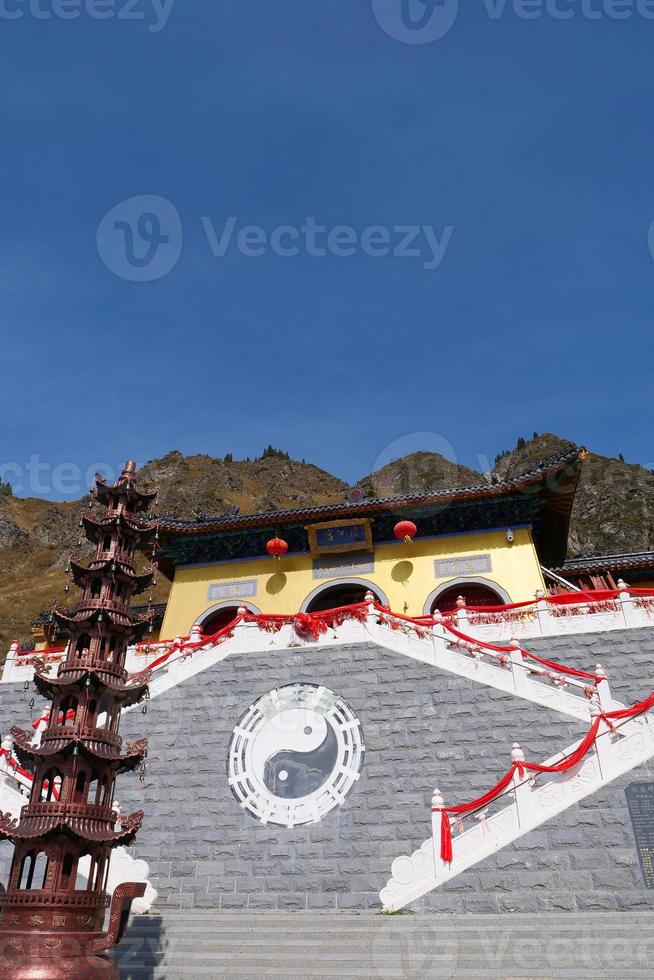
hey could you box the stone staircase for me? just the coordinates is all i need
[128,611,618,724]
[115,909,654,978]
[381,707,654,911]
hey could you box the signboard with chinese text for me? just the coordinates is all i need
[305,519,373,558]
[434,554,492,578]
[626,783,654,888]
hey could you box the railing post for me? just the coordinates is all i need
[431,608,446,640]
[0,736,13,778]
[594,664,614,712]
[617,579,639,628]
[510,743,536,829]
[32,709,50,747]
[534,590,552,637]
[509,638,530,698]
[365,590,378,634]
[431,788,449,872]
[456,596,470,632]
[590,700,615,778]
[231,606,251,653]
[1,642,20,683]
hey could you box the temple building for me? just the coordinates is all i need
[1,443,654,975]
[155,445,583,637]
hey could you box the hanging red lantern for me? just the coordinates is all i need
[394,520,417,544]
[266,537,289,560]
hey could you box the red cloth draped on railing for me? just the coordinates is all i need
[436,769,517,864]
[145,614,245,671]
[15,646,66,658]
[434,587,654,615]
[0,746,56,798]
[434,692,654,863]
[133,596,616,684]
[439,621,603,683]
[246,602,368,638]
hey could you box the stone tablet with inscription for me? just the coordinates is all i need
[625,782,654,888]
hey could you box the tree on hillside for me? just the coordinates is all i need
[259,445,290,461]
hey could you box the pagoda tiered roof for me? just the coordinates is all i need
[95,467,157,510]
[10,725,148,772]
[0,806,144,847]
[153,443,585,573]
[52,601,153,640]
[69,557,155,595]
[33,664,150,706]
[82,508,157,543]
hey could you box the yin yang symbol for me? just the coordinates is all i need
[228,685,365,828]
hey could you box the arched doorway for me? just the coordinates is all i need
[196,601,259,635]
[425,578,510,615]
[303,580,387,614]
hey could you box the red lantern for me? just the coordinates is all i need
[394,520,417,544]
[266,537,288,560]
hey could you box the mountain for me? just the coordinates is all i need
[0,451,350,649]
[493,434,654,557]
[356,452,481,498]
[0,437,652,647]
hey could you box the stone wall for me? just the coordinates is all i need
[1,626,653,913]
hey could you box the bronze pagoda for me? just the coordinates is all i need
[0,460,156,978]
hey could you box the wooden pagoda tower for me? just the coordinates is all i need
[0,460,156,978]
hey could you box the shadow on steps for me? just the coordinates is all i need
[112,914,166,979]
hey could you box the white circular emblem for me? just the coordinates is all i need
[227,684,365,828]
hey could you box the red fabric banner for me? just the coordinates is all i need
[432,689,654,864]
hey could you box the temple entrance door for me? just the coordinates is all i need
[305,583,381,614]
[200,606,242,635]
[431,583,505,614]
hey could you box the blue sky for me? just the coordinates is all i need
[1,1,653,500]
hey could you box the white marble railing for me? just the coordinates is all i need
[2,605,624,724]
[446,586,654,644]
[380,707,654,911]
[3,588,652,688]
[128,611,616,722]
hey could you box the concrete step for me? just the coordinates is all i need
[116,910,654,978]
[121,926,654,953]
[125,911,654,927]
[126,909,654,920]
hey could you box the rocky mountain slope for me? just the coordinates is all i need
[493,434,654,557]
[0,437,652,647]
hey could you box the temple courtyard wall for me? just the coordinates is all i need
[1,626,653,913]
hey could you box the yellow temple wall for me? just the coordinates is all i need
[159,527,545,639]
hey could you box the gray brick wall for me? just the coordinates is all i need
[1,626,653,913]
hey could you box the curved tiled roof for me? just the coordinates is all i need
[554,551,654,575]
